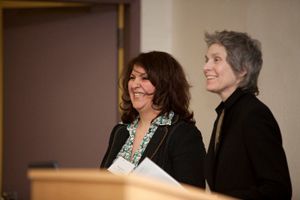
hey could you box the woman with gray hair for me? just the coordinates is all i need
[203,30,292,199]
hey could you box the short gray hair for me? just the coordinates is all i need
[205,30,263,95]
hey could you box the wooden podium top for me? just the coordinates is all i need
[28,169,236,200]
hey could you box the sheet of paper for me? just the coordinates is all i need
[132,157,184,188]
[107,156,135,175]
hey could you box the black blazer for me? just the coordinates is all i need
[101,115,206,188]
[205,89,292,199]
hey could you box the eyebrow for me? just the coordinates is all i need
[206,52,223,60]
[210,52,221,56]
[132,69,147,76]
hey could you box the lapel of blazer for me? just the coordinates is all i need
[205,119,218,189]
[138,115,180,164]
[105,126,129,167]
[139,125,168,164]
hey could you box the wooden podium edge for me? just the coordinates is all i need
[28,169,236,200]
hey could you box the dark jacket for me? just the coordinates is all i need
[205,88,292,199]
[101,115,206,188]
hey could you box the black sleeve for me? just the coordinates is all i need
[168,122,206,188]
[100,124,123,168]
[229,106,292,199]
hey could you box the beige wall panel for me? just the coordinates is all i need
[142,0,299,199]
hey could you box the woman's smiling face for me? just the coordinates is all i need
[203,43,244,101]
[128,65,156,113]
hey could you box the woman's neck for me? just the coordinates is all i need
[138,110,160,126]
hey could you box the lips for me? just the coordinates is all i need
[132,91,145,97]
[206,75,217,80]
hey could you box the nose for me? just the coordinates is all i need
[132,78,141,87]
[203,60,212,72]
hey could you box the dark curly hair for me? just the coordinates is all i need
[120,51,194,123]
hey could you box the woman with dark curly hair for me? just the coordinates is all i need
[101,51,206,188]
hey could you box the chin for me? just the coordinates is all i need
[206,88,219,94]
[206,87,215,92]
[132,105,142,110]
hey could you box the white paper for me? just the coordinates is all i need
[132,157,184,188]
[107,157,135,175]
[108,157,184,189]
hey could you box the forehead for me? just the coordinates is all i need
[131,64,146,74]
[206,43,227,57]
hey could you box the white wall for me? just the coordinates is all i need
[141,0,173,53]
[141,0,300,199]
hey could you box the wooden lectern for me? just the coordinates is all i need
[28,169,236,200]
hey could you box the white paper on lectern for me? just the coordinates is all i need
[107,157,135,175]
[132,157,184,188]
[108,157,184,189]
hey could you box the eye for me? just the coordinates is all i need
[142,76,149,80]
[129,75,135,80]
[214,56,221,63]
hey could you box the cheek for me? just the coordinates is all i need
[127,81,133,90]
[146,85,155,94]
[143,81,155,92]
